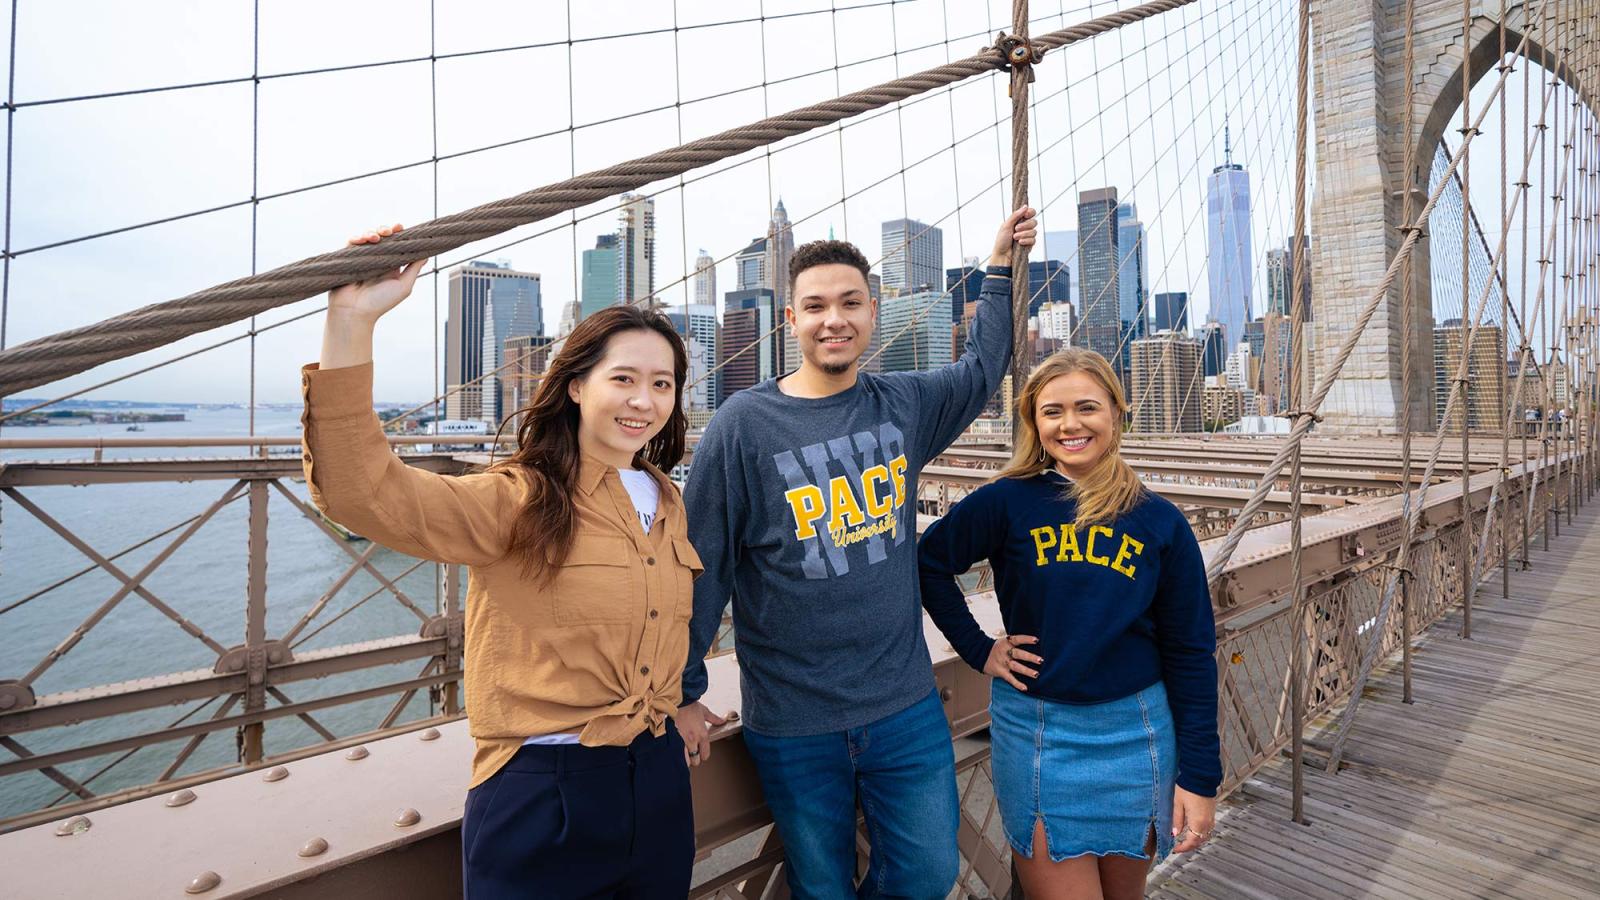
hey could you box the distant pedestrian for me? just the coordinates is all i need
[304,225,700,898]
[920,347,1222,900]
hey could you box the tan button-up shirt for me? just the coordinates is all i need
[300,362,700,788]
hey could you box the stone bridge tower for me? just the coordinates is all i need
[1313,0,1594,431]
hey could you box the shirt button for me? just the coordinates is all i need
[647,557,656,566]
[640,666,650,676]
[649,609,659,619]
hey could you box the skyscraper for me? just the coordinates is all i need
[1117,203,1148,344]
[1027,259,1072,317]
[1153,292,1189,333]
[446,260,541,422]
[734,237,767,291]
[766,200,796,305]
[1129,331,1203,433]
[877,290,953,373]
[616,193,655,305]
[1433,320,1506,433]
[1195,321,1227,378]
[946,257,985,323]
[1075,187,1122,370]
[500,334,556,431]
[666,303,719,414]
[693,249,717,307]
[720,287,782,402]
[580,233,620,320]
[1042,230,1081,308]
[881,218,943,293]
[1266,235,1313,321]
[1206,122,1252,349]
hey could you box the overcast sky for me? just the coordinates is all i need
[0,0,1577,406]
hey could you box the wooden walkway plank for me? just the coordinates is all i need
[1151,501,1600,899]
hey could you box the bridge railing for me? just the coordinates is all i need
[0,432,1576,899]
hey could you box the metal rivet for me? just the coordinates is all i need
[345,746,369,761]
[298,837,329,858]
[419,728,440,742]
[263,766,290,782]
[166,789,197,808]
[185,871,222,894]
[54,815,91,836]
[0,695,14,710]
[939,687,954,702]
[394,808,421,828]
[268,648,284,664]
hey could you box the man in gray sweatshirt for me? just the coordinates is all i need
[677,209,1035,898]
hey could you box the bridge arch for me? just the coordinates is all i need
[1313,0,1597,431]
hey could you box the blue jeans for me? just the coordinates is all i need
[741,689,960,900]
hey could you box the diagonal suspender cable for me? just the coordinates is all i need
[0,0,1199,397]
[1200,14,1543,585]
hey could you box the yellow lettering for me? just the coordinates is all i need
[1030,526,1058,567]
[1085,526,1113,566]
[1110,533,1145,579]
[826,476,867,534]
[1055,524,1083,562]
[889,456,908,508]
[862,465,892,517]
[785,485,826,540]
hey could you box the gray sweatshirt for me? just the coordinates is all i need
[681,269,1014,736]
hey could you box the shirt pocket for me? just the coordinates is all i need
[553,535,638,625]
[670,537,704,623]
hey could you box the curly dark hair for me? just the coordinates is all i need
[788,239,871,299]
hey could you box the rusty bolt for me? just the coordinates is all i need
[166,789,197,808]
[54,815,91,836]
[419,727,441,741]
[345,746,370,761]
[262,766,290,783]
[1231,652,1245,665]
[298,837,329,858]
[185,871,222,894]
[394,808,422,828]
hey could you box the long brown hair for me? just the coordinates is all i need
[996,347,1144,526]
[493,305,688,576]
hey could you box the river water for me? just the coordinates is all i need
[1,406,445,820]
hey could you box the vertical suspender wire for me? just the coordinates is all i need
[1557,1,1569,531]
[1519,5,1533,572]
[1009,0,1034,446]
[1399,0,1418,705]
[1498,0,1512,599]
[249,1,260,439]
[0,0,17,429]
[1325,0,1568,769]
[1542,0,1554,550]
[1459,0,1476,640]
[1287,0,1311,824]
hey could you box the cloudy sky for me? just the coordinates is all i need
[0,0,1573,406]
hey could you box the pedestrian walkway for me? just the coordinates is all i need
[1149,501,1600,899]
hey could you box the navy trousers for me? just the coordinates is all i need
[461,723,694,899]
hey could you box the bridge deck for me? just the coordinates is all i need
[1151,501,1600,900]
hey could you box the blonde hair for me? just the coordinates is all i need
[996,347,1144,526]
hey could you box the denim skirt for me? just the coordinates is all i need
[988,679,1176,863]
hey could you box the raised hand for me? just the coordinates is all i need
[985,633,1042,691]
[991,207,1038,264]
[327,224,428,325]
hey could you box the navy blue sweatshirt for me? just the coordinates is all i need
[918,471,1222,796]
[680,270,1014,736]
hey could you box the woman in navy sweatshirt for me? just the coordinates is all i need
[919,347,1220,899]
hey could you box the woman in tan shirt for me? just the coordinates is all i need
[303,225,704,898]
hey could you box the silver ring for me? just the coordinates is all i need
[686,749,700,757]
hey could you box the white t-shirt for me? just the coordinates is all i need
[524,466,661,747]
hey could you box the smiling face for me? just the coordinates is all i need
[787,263,877,376]
[1034,369,1119,479]
[566,328,678,469]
